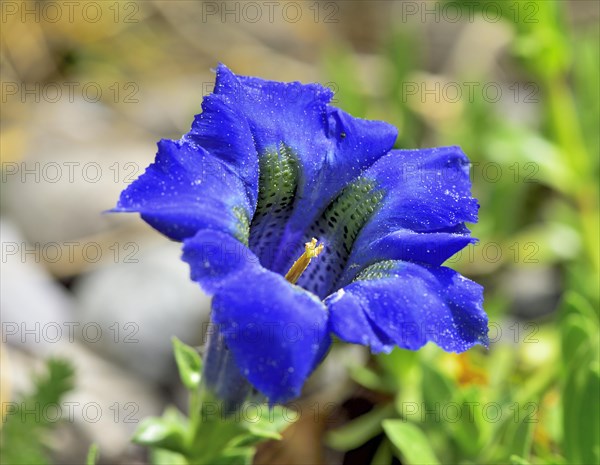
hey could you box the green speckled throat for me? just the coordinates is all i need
[248,143,299,267]
[245,142,385,299]
[298,177,384,298]
[354,260,397,281]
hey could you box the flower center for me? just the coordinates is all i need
[284,238,324,284]
[246,143,384,298]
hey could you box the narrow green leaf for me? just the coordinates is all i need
[188,412,247,463]
[422,363,455,412]
[563,357,599,464]
[509,402,537,459]
[0,357,75,465]
[86,444,99,465]
[349,364,387,392]
[245,405,291,440]
[561,314,593,362]
[172,337,202,390]
[326,404,395,451]
[383,420,440,465]
[561,295,600,465]
[578,364,600,465]
[370,438,393,465]
[436,385,483,458]
[132,416,188,453]
[218,447,255,465]
[223,404,294,449]
[509,455,531,465]
[151,448,188,465]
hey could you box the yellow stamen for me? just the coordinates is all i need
[284,238,324,284]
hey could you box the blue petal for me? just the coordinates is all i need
[202,329,253,413]
[211,267,331,404]
[361,146,477,232]
[184,82,259,207]
[338,225,476,287]
[326,261,488,353]
[186,64,397,272]
[337,146,478,284]
[182,229,260,294]
[113,139,252,242]
[182,229,331,402]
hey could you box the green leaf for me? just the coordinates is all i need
[218,447,255,465]
[377,347,419,389]
[0,357,75,465]
[509,455,531,465]
[151,448,188,465]
[561,313,593,365]
[422,363,455,412]
[172,337,202,390]
[370,439,393,465]
[244,405,292,441]
[564,363,600,465]
[222,404,294,452]
[563,336,599,464]
[443,390,484,458]
[33,358,76,407]
[188,406,248,464]
[383,420,440,465]
[132,415,188,453]
[560,291,598,327]
[349,364,387,392]
[560,293,600,465]
[580,365,600,465]
[508,402,537,459]
[326,404,395,451]
[86,444,99,465]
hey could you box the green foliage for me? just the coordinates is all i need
[327,405,395,451]
[133,339,294,465]
[172,336,203,390]
[86,443,99,465]
[383,420,441,465]
[560,292,600,465]
[133,406,189,455]
[0,358,75,465]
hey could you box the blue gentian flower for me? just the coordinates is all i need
[114,64,488,404]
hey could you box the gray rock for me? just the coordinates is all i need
[73,240,211,383]
[0,98,152,244]
[0,218,76,351]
